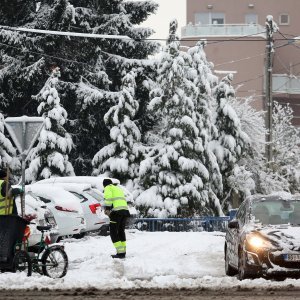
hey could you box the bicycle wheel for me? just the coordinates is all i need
[13,250,32,277]
[41,247,68,278]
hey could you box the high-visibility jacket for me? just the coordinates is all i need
[0,180,13,215]
[104,184,128,211]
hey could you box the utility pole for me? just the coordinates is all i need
[265,16,277,162]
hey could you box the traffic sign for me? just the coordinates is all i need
[4,116,45,217]
[5,116,45,156]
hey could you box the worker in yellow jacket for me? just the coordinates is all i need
[103,178,130,259]
[0,169,19,215]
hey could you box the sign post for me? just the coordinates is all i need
[4,116,45,217]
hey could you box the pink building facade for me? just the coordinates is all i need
[182,0,300,125]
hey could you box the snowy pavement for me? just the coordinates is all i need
[2,231,300,290]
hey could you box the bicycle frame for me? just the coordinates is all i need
[15,228,64,274]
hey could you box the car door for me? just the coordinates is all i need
[230,201,247,268]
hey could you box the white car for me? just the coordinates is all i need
[37,176,138,232]
[15,193,59,246]
[27,185,86,239]
[36,182,109,235]
[37,176,137,213]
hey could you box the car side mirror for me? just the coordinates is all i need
[228,220,239,229]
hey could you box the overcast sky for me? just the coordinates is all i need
[133,0,187,40]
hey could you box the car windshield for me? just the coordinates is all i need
[252,199,300,225]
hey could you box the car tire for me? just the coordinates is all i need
[225,248,237,276]
[73,232,85,239]
[99,225,110,236]
[238,250,251,280]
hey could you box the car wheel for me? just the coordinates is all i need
[99,225,110,236]
[238,250,251,280]
[225,248,237,276]
[73,232,85,239]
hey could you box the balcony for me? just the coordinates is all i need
[272,74,300,95]
[181,23,266,38]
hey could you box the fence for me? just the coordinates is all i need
[134,216,231,233]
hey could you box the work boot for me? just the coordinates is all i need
[111,253,126,259]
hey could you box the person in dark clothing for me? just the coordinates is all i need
[103,178,130,259]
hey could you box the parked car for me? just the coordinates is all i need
[15,192,59,246]
[37,176,138,226]
[35,182,109,236]
[225,193,300,280]
[26,185,86,239]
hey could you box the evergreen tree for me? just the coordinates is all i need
[0,0,159,175]
[92,70,143,182]
[188,41,223,201]
[26,67,74,182]
[226,97,265,199]
[137,20,222,218]
[212,74,250,207]
[0,112,20,171]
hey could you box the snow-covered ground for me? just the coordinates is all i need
[2,231,300,290]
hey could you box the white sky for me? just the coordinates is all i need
[133,0,187,40]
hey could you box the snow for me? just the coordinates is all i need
[26,184,83,214]
[2,231,300,290]
[1,26,132,40]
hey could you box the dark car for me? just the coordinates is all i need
[225,194,300,280]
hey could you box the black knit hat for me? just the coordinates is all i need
[0,169,7,178]
[103,178,113,187]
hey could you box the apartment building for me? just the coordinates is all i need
[182,0,300,125]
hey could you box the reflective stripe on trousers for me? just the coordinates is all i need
[113,241,126,254]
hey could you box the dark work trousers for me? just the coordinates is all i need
[109,210,130,252]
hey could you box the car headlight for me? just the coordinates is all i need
[246,234,274,250]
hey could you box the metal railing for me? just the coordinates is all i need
[181,23,266,38]
[134,216,230,232]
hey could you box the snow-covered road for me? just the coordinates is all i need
[3,231,300,290]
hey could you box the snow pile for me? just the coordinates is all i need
[2,232,300,290]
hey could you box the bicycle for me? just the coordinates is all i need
[14,224,68,278]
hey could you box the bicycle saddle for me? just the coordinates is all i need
[36,225,52,232]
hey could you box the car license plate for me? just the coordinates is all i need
[284,254,300,261]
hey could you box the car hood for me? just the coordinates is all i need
[254,225,300,251]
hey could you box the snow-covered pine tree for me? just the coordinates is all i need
[212,74,250,206]
[0,0,159,175]
[92,70,143,183]
[0,112,20,171]
[225,97,265,198]
[26,67,74,182]
[187,41,223,202]
[75,0,160,174]
[137,20,222,218]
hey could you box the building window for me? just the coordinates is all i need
[245,13,258,24]
[195,12,225,25]
[279,14,290,25]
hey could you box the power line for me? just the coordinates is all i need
[215,42,289,67]
[0,25,290,43]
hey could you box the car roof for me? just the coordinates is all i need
[36,176,120,190]
[34,182,92,194]
[26,184,83,213]
[247,192,300,203]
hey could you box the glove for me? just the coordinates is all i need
[10,187,23,196]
